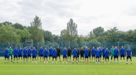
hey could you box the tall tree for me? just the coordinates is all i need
[66,18,78,48]
[30,16,44,47]
[67,18,78,36]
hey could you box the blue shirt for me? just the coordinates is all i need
[4,49,9,56]
[49,48,53,56]
[120,48,125,55]
[91,48,96,55]
[32,49,37,56]
[72,49,77,57]
[44,49,49,57]
[28,49,32,56]
[126,49,132,56]
[114,48,119,56]
[23,49,28,56]
[104,49,109,57]
[62,49,67,56]
[52,49,57,57]
[84,48,89,56]
[95,50,100,57]
[18,49,23,56]
[39,48,44,56]
[13,48,18,56]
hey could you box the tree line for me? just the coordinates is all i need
[0,16,136,52]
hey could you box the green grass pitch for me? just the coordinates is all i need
[0,57,135,75]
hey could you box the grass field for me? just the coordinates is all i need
[0,57,135,75]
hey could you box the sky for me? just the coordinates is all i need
[0,0,136,35]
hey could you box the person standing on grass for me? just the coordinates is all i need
[72,48,78,63]
[91,47,96,62]
[95,47,101,64]
[126,48,132,64]
[9,47,13,62]
[110,46,114,61]
[18,48,23,61]
[32,47,37,63]
[27,48,32,61]
[76,48,80,62]
[39,47,44,62]
[4,48,10,63]
[102,47,106,61]
[120,46,126,60]
[80,47,84,62]
[43,48,49,64]
[56,48,61,61]
[67,48,72,62]
[84,47,89,63]
[52,48,57,64]
[23,48,28,63]
[62,48,68,64]
[13,48,19,63]
[104,48,110,63]
[114,46,119,63]
[49,47,53,60]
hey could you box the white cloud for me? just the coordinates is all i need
[0,0,136,35]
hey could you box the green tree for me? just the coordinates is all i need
[30,16,44,47]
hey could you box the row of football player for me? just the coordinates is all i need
[4,46,132,64]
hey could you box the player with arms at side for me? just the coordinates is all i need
[126,47,132,64]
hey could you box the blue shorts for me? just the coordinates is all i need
[18,55,22,57]
[85,56,88,58]
[114,55,118,58]
[96,56,100,58]
[92,54,95,57]
[63,55,67,58]
[32,56,36,58]
[39,54,43,57]
[44,55,48,58]
[28,55,31,57]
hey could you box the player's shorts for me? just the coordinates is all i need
[5,55,9,58]
[44,55,48,58]
[68,53,71,57]
[63,55,67,58]
[39,54,43,57]
[127,56,132,59]
[120,55,125,58]
[14,55,18,58]
[49,54,52,57]
[28,55,31,57]
[105,56,109,59]
[85,55,88,58]
[32,56,36,58]
[96,56,100,58]
[18,55,22,57]
[53,56,57,59]
[23,55,28,58]
[92,54,95,57]
[114,55,118,58]
[73,55,77,58]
